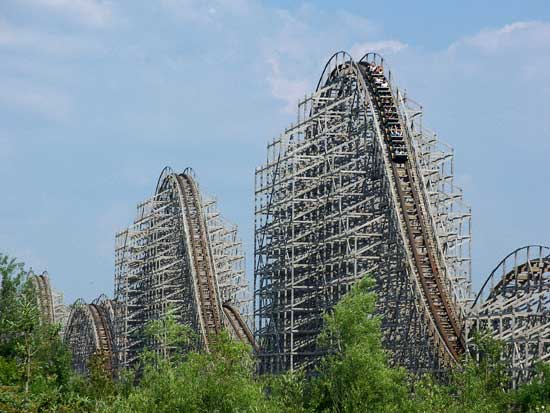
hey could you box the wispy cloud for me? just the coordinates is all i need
[266,56,309,113]
[448,21,550,53]
[0,78,72,122]
[350,40,408,59]
[18,0,114,28]
[0,18,104,54]
[159,0,250,23]
[257,6,401,113]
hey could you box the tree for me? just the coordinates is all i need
[0,254,27,361]
[512,363,550,412]
[408,332,512,413]
[11,291,40,393]
[448,331,511,412]
[263,370,311,413]
[309,277,413,413]
[107,316,281,413]
[85,350,115,400]
[0,253,75,412]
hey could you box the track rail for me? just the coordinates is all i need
[470,245,550,385]
[88,303,114,372]
[117,168,254,367]
[358,60,464,361]
[490,259,550,297]
[177,173,223,348]
[222,302,258,352]
[64,297,115,375]
[31,273,55,324]
[473,246,550,306]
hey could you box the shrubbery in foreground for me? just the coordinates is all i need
[1,253,549,412]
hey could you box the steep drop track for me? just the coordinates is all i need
[223,302,258,351]
[88,303,114,372]
[358,60,464,360]
[177,173,224,348]
[176,173,256,351]
[34,274,55,324]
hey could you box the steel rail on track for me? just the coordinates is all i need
[88,303,114,372]
[177,173,224,349]
[222,302,259,352]
[473,245,550,307]
[33,274,55,324]
[356,58,464,362]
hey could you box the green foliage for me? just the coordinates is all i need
[107,331,280,413]
[142,310,197,364]
[4,252,550,413]
[309,277,412,412]
[0,254,27,359]
[513,363,550,412]
[0,253,78,412]
[263,371,311,413]
[86,351,116,399]
[447,332,511,412]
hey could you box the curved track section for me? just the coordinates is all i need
[255,51,471,373]
[470,245,550,385]
[64,295,115,375]
[30,271,55,324]
[115,168,252,368]
[29,270,68,329]
[223,302,258,352]
[175,173,223,348]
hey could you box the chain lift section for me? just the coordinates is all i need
[254,51,472,374]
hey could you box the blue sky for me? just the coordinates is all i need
[1,0,549,303]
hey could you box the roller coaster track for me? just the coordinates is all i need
[115,168,255,367]
[88,303,114,372]
[32,273,55,324]
[177,173,257,351]
[255,51,471,373]
[358,59,464,361]
[29,271,68,329]
[222,302,259,352]
[474,254,550,303]
[470,245,550,385]
[64,296,116,374]
[176,173,224,349]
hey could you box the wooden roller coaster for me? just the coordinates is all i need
[29,271,68,328]
[31,272,55,324]
[64,296,116,375]
[114,168,256,369]
[471,245,550,385]
[255,52,472,374]
[223,302,259,352]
